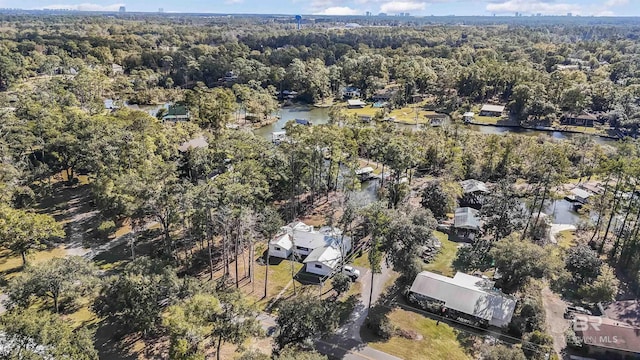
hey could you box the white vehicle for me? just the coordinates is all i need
[342,265,361,280]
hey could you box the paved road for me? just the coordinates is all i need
[319,261,400,359]
[259,261,401,359]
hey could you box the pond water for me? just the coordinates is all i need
[252,105,616,145]
[544,199,583,225]
[253,105,332,139]
[469,125,615,145]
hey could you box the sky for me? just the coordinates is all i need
[1,0,638,17]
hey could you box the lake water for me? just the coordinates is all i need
[253,105,332,139]
[544,199,583,225]
[253,105,615,145]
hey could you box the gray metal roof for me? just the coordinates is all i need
[460,179,489,194]
[571,188,592,199]
[409,271,516,325]
[303,245,342,269]
[480,104,505,113]
[454,207,481,231]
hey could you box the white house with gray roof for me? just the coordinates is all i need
[268,221,351,275]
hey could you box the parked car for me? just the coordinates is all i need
[343,265,361,280]
[564,305,592,319]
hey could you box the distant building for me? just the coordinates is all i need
[463,112,475,123]
[567,12,573,17]
[372,87,399,102]
[158,8,164,13]
[378,12,387,16]
[178,136,208,152]
[365,11,372,16]
[347,99,367,109]
[220,70,238,83]
[118,6,126,12]
[162,105,190,121]
[111,63,124,75]
[454,207,481,232]
[561,112,599,127]
[342,86,362,99]
[479,104,505,117]
[294,119,311,126]
[459,179,489,209]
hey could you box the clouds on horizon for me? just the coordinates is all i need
[21,0,634,16]
[312,0,633,16]
[38,2,124,11]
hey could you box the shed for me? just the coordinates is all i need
[570,188,592,204]
[347,99,367,108]
[463,112,475,123]
[479,104,505,117]
[460,179,489,194]
[454,207,481,231]
[163,105,190,121]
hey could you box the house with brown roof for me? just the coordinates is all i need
[571,314,640,359]
[562,112,599,127]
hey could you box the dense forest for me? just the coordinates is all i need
[0,13,640,360]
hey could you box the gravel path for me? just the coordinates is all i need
[542,285,569,357]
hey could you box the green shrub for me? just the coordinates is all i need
[97,220,116,238]
[367,309,394,340]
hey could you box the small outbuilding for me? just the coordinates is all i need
[454,207,481,232]
[463,112,475,123]
[163,105,190,121]
[347,99,367,109]
[479,104,505,117]
[569,187,592,204]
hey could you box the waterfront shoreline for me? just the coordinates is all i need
[467,120,620,140]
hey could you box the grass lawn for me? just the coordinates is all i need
[64,297,101,329]
[367,308,471,360]
[562,125,602,135]
[423,231,458,277]
[352,250,370,269]
[249,257,303,310]
[556,230,576,251]
[343,102,438,124]
[474,115,504,125]
[0,247,68,280]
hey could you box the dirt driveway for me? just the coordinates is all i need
[542,285,570,357]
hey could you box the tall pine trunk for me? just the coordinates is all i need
[600,173,624,254]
